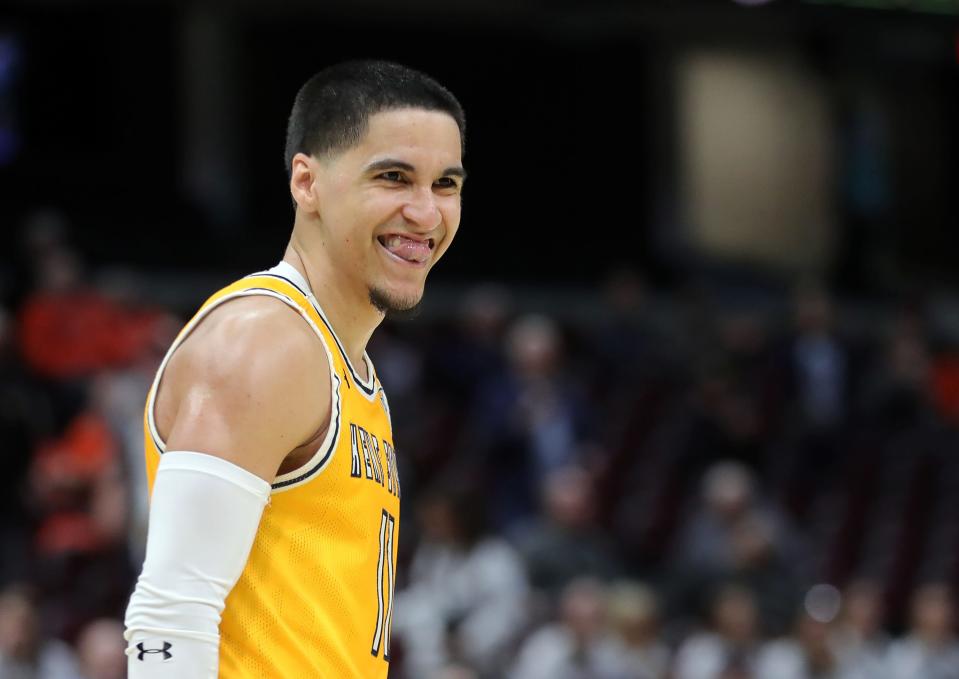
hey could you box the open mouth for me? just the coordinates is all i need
[376,234,435,265]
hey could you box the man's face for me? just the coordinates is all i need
[310,108,464,315]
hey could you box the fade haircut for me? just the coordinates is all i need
[284,60,466,178]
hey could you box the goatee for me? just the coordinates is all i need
[369,287,423,321]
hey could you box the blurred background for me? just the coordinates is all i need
[1,0,959,677]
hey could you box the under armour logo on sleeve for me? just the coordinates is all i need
[136,641,173,661]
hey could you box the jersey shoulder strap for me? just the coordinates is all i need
[236,267,380,398]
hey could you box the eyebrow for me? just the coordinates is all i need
[365,158,467,181]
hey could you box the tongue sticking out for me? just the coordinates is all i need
[381,235,431,264]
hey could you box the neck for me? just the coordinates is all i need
[283,222,383,373]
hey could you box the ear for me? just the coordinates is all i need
[289,153,319,212]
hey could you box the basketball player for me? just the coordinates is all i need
[124,61,466,678]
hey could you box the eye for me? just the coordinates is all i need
[434,177,461,191]
[377,171,407,183]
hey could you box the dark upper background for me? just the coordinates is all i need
[1,0,957,296]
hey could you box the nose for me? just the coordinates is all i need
[401,186,441,231]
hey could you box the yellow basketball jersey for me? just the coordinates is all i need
[142,263,400,678]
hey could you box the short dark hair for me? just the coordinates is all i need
[284,60,465,178]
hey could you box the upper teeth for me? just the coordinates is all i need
[384,235,432,249]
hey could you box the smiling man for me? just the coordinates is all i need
[124,61,466,678]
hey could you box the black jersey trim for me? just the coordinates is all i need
[272,371,342,489]
[245,271,309,297]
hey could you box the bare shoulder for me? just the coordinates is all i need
[158,294,331,481]
[176,294,323,386]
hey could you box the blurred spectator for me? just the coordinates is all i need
[719,311,771,403]
[392,489,528,677]
[605,581,670,679]
[513,465,621,598]
[830,580,890,679]
[755,611,838,679]
[673,584,761,679]
[29,410,118,553]
[763,284,857,519]
[434,664,479,679]
[30,440,135,639]
[717,660,753,679]
[4,209,71,309]
[860,310,932,428]
[669,461,805,631]
[466,314,592,528]
[787,283,849,430]
[673,461,760,572]
[0,584,78,679]
[501,314,583,475]
[510,578,624,679]
[17,246,165,382]
[885,583,959,679]
[89,367,160,562]
[712,511,803,637]
[443,283,512,398]
[610,370,765,573]
[73,618,125,679]
[591,268,665,384]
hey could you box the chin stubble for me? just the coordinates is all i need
[368,287,423,321]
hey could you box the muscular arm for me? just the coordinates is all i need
[126,296,331,678]
[159,295,331,480]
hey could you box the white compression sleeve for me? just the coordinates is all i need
[124,451,271,678]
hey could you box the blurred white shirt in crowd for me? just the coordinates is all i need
[392,536,528,677]
[884,636,959,679]
[509,624,624,679]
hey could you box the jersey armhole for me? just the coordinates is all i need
[145,289,343,493]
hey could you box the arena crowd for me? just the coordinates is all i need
[3,214,959,678]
